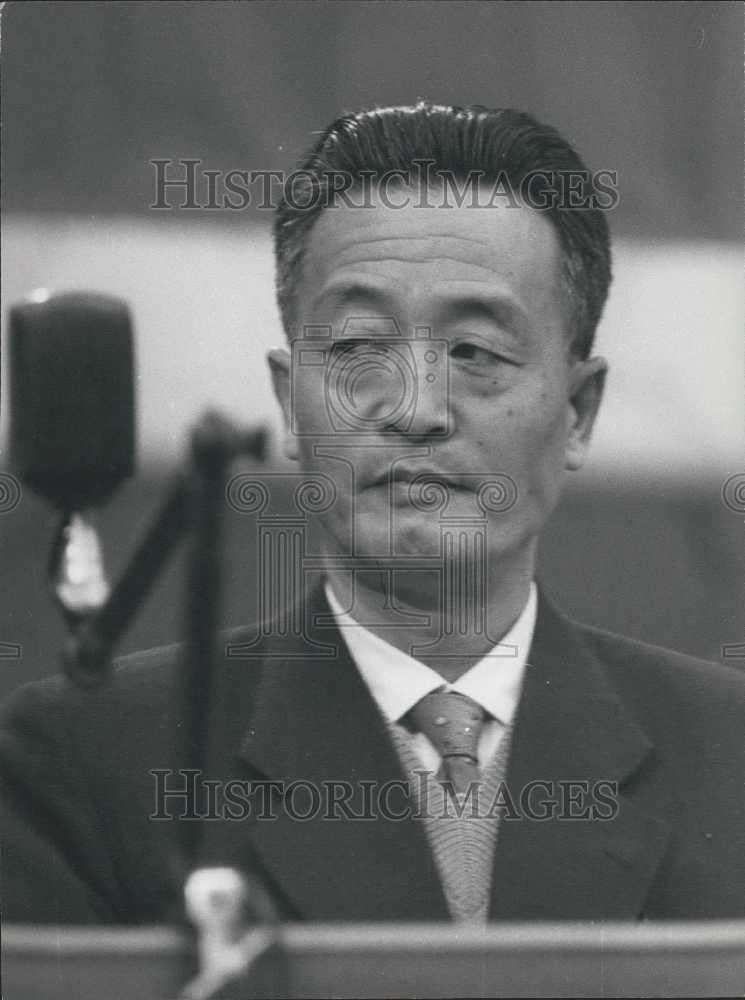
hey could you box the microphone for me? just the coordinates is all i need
[8,290,136,634]
[9,290,135,511]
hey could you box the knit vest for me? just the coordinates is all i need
[387,722,514,922]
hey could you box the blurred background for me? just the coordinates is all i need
[1,0,742,697]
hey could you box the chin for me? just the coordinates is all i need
[342,524,441,562]
[390,523,442,558]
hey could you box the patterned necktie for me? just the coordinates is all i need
[409,690,485,794]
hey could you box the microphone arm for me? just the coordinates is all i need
[59,411,266,869]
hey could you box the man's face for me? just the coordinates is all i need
[269,186,605,599]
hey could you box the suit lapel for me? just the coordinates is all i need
[208,586,450,921]
[489,594,671,920]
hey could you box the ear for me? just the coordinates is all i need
[564,356,607,471]
[267,346,298,461]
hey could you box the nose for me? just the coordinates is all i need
[384,363,449,440]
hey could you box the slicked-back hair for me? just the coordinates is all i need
[274,102,612,359]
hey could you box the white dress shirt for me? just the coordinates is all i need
[324,581,538,773]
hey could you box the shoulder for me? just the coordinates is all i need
[0,639,178,727]
[0,623,260,741]
[576,617,745,698]
[568,614,745,743]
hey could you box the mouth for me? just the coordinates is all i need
[367,469,469,493]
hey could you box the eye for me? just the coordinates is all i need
[450,341,510,367]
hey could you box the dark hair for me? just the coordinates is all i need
[274,102,612,358]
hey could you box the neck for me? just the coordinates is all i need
[323,545,536,683]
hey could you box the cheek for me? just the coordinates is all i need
[539,394,572,451]
[469,392,568,462]
[465,391,570,522]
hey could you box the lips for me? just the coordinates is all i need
[369,468,466,490]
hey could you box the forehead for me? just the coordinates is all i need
[298,184,567,333]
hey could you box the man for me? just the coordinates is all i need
[2,103,744,925]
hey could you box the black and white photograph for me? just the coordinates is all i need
[1,2,743,997]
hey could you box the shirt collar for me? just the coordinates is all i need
[324,580,537,727]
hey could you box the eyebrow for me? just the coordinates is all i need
[314,280,392,313]
[314,279,530,338]
[440,293,529,337]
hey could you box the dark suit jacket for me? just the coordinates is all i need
[2,586,744,925]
